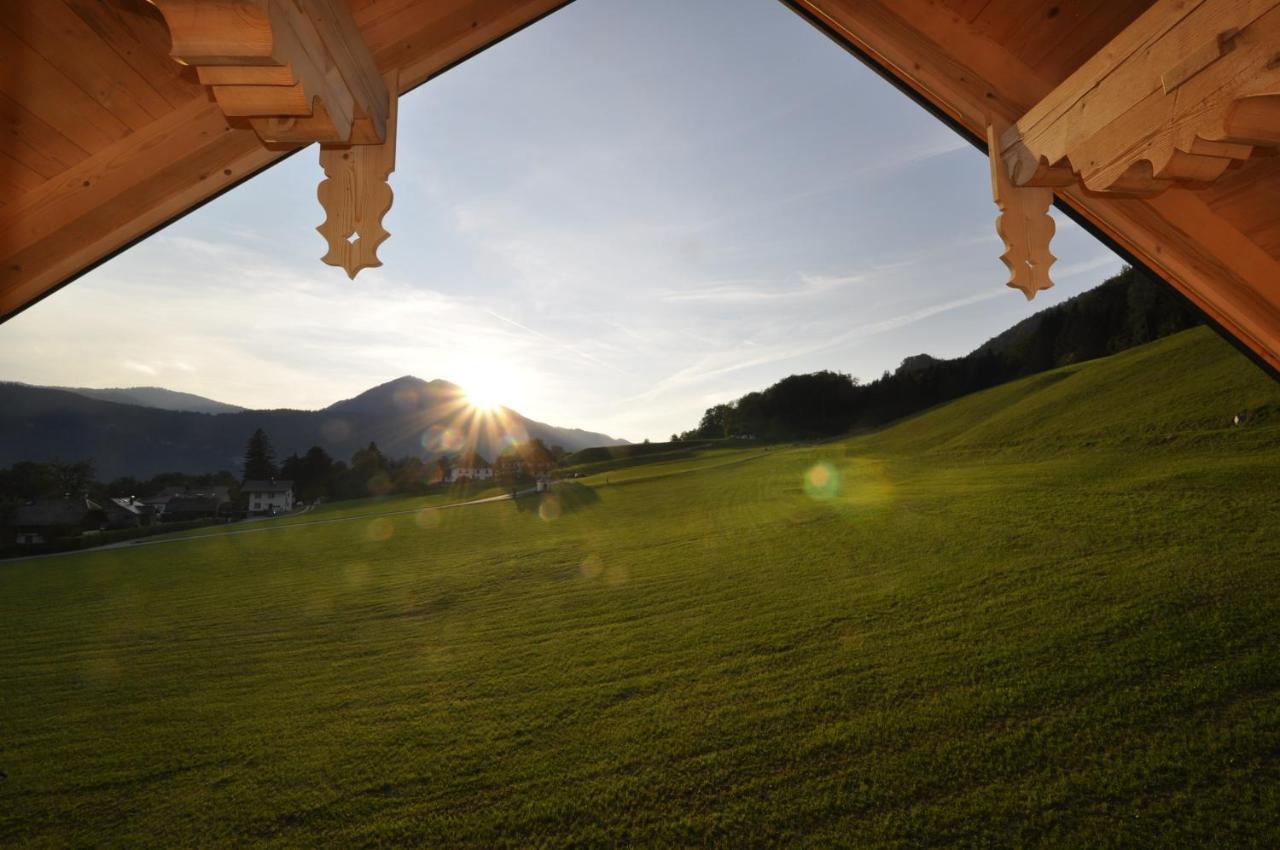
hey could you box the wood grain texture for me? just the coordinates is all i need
[1001,0,1280,195]
[989,122,1055,299]
[316,71,397,278]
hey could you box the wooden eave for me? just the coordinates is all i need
[785,0,1280,373]
[2,0,1279,376]
[0,0,572,317]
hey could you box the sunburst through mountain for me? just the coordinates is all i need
[0,376,628,480]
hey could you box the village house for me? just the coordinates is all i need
[140,486,231,518]
[162,494,229,523]
[103,498,148,530]
[243,480,295,516]
[449,452,493,483]
[9,497,108,545]
[494,441,558,482]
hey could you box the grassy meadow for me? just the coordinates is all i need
[2,327,1279,847]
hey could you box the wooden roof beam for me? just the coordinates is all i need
[786,0,1280,372]
[998,0,1280,196]
[148,0,390,146]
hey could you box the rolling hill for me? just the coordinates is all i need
[51,385,247,414]
[2,327,1277,846]
[0,376,626,479]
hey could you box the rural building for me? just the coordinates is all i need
[243,480,295,516]
[103,498,148,530]
[9,497,108,545]
[449,453,494,483]
[1,1,1276,382]
[495,441,557,480]
[162,495,229,523]
[139,486,231,517]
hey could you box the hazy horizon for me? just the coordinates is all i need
[0,0,1123,442]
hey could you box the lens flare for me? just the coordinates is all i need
[538,494,562,522]
[366,518,394,541]
[803,461,841,501]
[320,418,351,442]
[580,553,604,578]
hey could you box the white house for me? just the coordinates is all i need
[449,452,493,483]
[243,480,295,516]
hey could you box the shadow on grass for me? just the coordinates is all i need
[514,482,601,518]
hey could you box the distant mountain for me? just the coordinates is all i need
[0,377,626,480]
[52,385,246,414]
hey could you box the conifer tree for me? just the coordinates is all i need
[241,428,278,481]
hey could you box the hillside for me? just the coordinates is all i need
[54,385,246,414]
[685,266,1210,441]
[0,377,625,479]
[2,327,1277,846]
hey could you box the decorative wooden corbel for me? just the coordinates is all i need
[148,0,388,146]
[988,122,1056,299]
[150,0,398,278]
[317,71,398,278]
[998,0,1280,197]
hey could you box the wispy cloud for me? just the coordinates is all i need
[660,270,874,304]
[686,132,970,233]
[628,285,1007,403]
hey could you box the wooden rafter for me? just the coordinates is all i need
[147,0,390,146]
[999,0,1280,196]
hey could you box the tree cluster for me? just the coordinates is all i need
[678,267,1204,442]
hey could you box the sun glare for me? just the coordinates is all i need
[462,369,505,412]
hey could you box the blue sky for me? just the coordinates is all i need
[0,0,1122,442]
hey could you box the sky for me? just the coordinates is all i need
[0,0,1123,442]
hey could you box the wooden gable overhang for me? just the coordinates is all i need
[0,0,570,314]
[785,0,1280,373]
[2,0,1279,374]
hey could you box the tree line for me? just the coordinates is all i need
[677,267,1205,441]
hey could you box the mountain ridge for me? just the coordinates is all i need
[0,382,247,415]
[0,377,627,479]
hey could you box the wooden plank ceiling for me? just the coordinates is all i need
[1,0,1278,375]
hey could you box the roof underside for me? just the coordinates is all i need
[1,0,1278,372]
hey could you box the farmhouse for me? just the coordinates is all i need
[243,480,295,516]
[495,441,558,480]
[9,497,107,546]
[449,453,494,483]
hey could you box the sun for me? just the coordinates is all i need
[461,368,505,412]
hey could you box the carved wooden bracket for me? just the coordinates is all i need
[317,72,398,278]
[988,123,1055,299]
[149,0,389,146]
[150,0,398,277]
[998,0,1280,196]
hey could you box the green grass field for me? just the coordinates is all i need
[3,327,1279,847]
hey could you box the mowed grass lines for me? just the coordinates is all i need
[2,327,1279,847]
